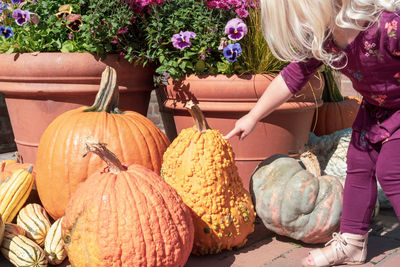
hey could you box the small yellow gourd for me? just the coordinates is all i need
[1,224,48,267]
[44,218,67,265]
[17,203,51,247]
[0,165,35,223]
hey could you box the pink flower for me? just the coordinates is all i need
[116,27,128,34]
[225,18,247,40]
[385,20,398,35]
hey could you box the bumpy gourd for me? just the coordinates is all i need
[35,66,170,219]
[0,165,35,223]
[17,203,52,247]
[251,152,343,244]
[161,101,256,255]
[44,218,67,265]
[62,139,194,267]
[1,225,48,267]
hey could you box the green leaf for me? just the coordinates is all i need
[61,41,75,53]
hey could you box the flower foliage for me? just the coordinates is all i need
[0,0,162,57]
[140,0,259,83]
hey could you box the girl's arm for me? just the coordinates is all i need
[223,74,292,140]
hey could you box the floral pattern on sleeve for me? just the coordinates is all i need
[385,12,400,56]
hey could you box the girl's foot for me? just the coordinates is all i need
[301,231,369,267]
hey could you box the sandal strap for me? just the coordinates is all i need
[309,248,331,267]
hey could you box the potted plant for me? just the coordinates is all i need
[141,0,324,189]
[312,66,361,136]
[0,0,164,163]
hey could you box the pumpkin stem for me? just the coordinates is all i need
[27,165,33,174]
[185,100,210,133]
[299,151,321,177]
[82,137,127,174]
[83,66,124,114]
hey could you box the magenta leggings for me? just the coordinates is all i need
[340,130,400,234]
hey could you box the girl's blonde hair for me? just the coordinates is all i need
[260,0,400,67]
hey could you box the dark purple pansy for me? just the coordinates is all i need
[0,25,14,39]
[225,18,247,40]
[171,31,196,49]
[222,43,242,62]
[12,9,31,26]
[11,0,22,4]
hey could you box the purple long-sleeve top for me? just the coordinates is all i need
[280,10,400,144]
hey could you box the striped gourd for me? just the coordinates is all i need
[44,218,66,265]
[1,228,48,267]
[0,165,34,223]
[17,204,51,247]
[4,223,26,236]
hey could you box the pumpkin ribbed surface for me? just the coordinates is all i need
[251,153,343,244]
[62,141,194,267]
[17,204,51,247]
[44,218,66,265]
[35,67,170,219]
[0,166,34,223]
[1,230,47,267]
[161,102,256,255]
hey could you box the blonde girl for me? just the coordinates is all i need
[224,0,400,266]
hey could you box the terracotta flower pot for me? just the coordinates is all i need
[161,73,324,190]
[0,53,155,164]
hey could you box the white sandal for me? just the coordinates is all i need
[301,231,370,267]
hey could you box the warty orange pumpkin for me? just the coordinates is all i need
[161,101,256,255]
[62,138,194,267]
[35,66,170,219]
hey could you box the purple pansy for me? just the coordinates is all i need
[222,43,242,62]
[225,18,247,40]
[12,9,31,26]
[0,25,14,39]
[11,0,22,4]
[171,31,196,49]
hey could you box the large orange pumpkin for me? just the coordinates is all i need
[62,139,194,267]
[35,66,170,219]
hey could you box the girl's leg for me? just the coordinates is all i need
[340,130,379,234]
[302,130,378,266]
[376,138,400,218]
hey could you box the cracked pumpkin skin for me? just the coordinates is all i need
[161,102,256,255]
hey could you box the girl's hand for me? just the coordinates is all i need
[223,113,258,141]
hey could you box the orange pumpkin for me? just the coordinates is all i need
[312,96,361,136]
[62,139,194,267]
[35,66,170,219]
